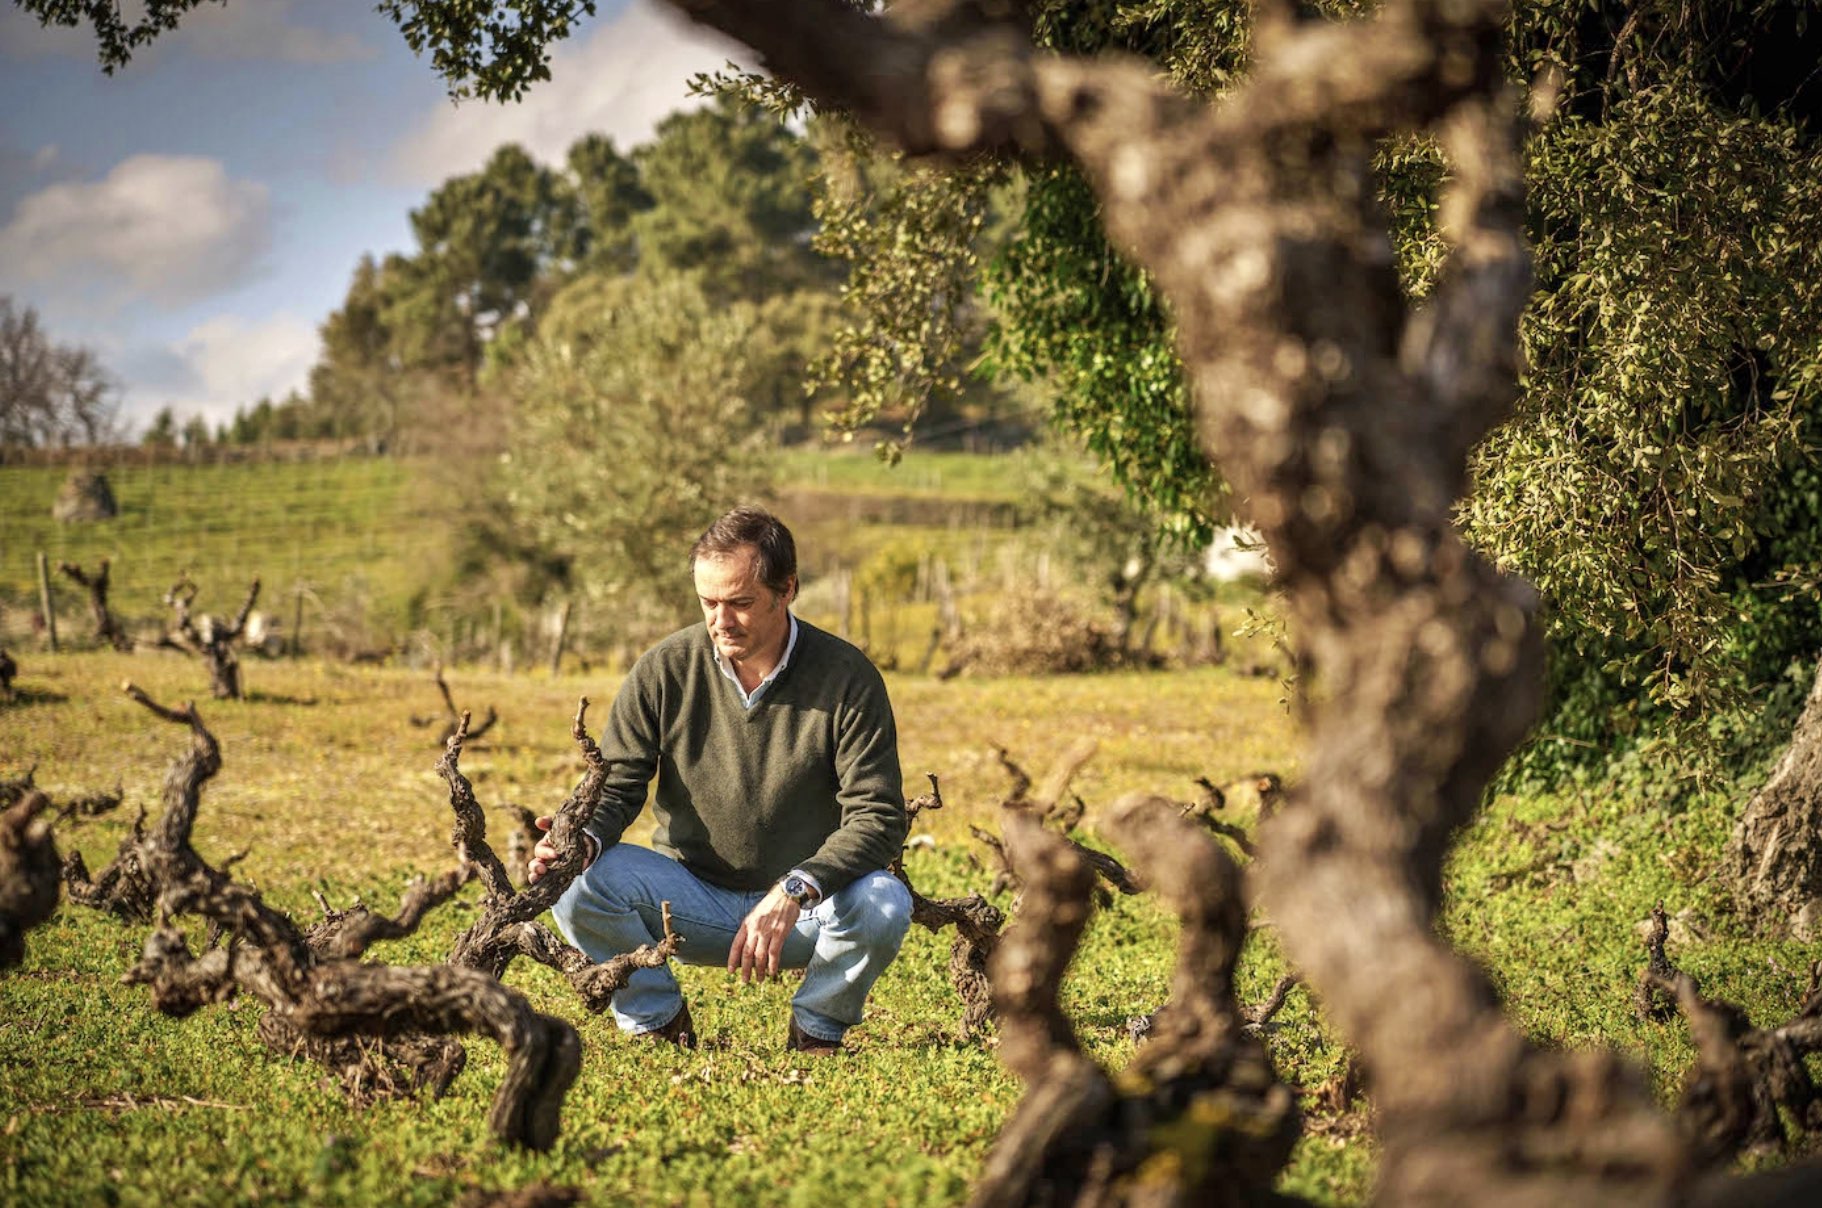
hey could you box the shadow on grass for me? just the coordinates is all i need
[242,690,319,706]
[2,687,69,707]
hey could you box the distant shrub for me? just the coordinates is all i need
[945,596,1157,676]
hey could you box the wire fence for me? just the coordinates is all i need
[1,455,436,651]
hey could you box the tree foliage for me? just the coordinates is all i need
[24,0,1822,736]
[502,272,773,645]
[792,0,1822,736]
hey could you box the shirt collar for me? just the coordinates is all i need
[713,614,799,709]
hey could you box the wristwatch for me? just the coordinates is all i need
[781,873,819,909]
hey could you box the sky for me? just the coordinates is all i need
[0,0,748,433]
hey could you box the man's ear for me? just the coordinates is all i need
[785,576,799,606]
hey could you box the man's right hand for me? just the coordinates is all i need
[528,817,603,883]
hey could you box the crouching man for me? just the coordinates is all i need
[530,506,912,1053]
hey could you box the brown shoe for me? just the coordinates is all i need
[787,1017,843,1056]
[638,1002,696,1049]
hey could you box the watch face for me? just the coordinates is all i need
[784,876,809,901]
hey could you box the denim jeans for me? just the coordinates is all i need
[550,843,914,1042]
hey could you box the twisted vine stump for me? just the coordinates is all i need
[893,774,1008,1039]
[436,704,682,1009]
[85,686,594,1150]
[412,664,498,746]
[974,746,1143,901]
[1633,905,1822,1165]
[62,683,224,922]
[1,789,60,971]
[164,574,260,699]
[58,558,131,651]
[1,648,17,701]
[973,798,1298,1207]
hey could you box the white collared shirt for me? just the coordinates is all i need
[713,613,799,710]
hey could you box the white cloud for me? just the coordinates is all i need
[155,313,321,426]
[0,154,272,308]
[0,0,373,64]
[394,0,752,184]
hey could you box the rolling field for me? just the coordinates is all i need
[4,651,1357,1206]
[0,451,1036,653]
[3,453,1812,1205]
[0,458,429,643]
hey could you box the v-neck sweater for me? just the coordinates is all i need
[584,618,907,893]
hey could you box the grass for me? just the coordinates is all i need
[0,451,1040,650]
[6,647,1809,1205]
[0,459,431,643]
[4,453,1812,1204]
[3,651,1326,1207]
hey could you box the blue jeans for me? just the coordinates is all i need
[550,843,913,1042]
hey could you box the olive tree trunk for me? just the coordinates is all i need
[657,0,1822,1201]
[1727,660,1822,936]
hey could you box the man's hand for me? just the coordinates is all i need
[527,815,576,884]
[728,886,801,983]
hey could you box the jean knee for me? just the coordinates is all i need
[552,844,642,931]
[550,875,587,943]
[852,870,913,950]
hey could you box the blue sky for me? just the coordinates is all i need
[0,0,745,432]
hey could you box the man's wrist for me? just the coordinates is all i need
[582,833,601,865]
[780,869,821,908]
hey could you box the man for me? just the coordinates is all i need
[531,506,912,1053]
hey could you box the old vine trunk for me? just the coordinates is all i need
[1727,660,1822,936]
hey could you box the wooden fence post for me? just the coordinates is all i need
[35,552,58,653]
[548,599,572,676]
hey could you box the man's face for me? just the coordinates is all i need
[694,546,794,666]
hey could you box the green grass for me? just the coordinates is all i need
[2,651,1351,1206]
[0,451,1048,651]
[4,453,1811,1204]
[0,459,432,642]
[7,649,1808,1205]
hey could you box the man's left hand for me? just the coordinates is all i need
[728,886,801,983]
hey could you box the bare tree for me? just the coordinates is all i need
[649,0,1822,1200]
[0,296,120,448]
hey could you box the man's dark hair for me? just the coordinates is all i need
[691,507,797,596]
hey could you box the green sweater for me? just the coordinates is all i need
[584,618,907,893]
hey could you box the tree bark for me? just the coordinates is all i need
[1,790,60,971]
[1726,659,1822,936]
